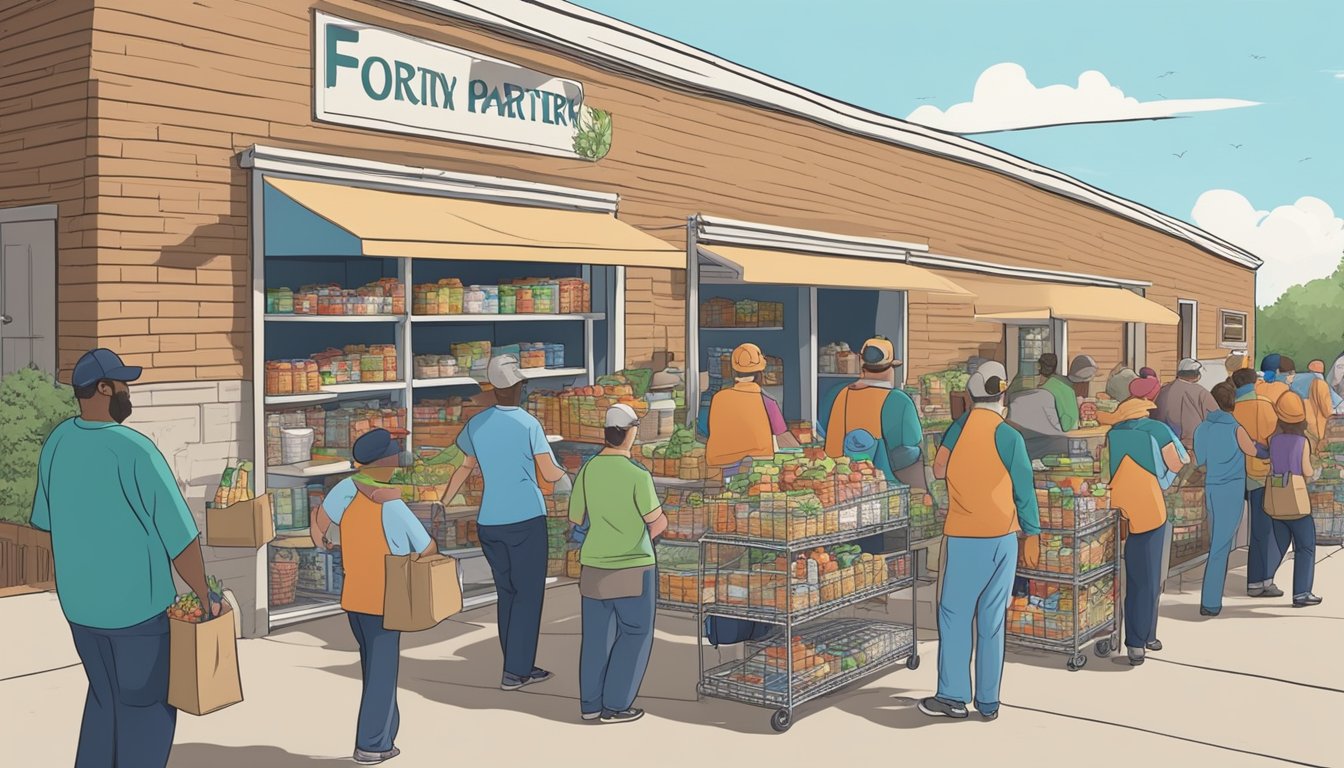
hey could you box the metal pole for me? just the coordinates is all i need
[685,216,700,427]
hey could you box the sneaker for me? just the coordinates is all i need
[1127,647,1146,666]
[976,705,999,721]
[600,708,645,724]
[1146,640,1163,652]
[1252,584,1284,598]
[918,697,969,719]
[353,747,401,765]
[1200,606,1220,617]
[501,668,554,691]
[581,711,602,721]
[1293,593,1323,608]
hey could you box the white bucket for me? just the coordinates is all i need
[280,427,315,465]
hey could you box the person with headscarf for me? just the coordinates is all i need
[1067,355,1099,400]
[1104,363,1139,403]
[1231,367,1286,599]
[1106,375,1188,666]
[1256,353,1292,404]
[1290,359,1342,443]
[1099,365,1154,426]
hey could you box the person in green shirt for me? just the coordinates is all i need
[1036,353,1081,432]
[568,404,667,724]
[31,348,222,768]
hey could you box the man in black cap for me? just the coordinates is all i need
[310,428,434,765]
[31,348,221,768]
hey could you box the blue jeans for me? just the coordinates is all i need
[68,613,176,768]
[579,568,656,714]
[347,612,401,754]
[1201,481,1245,611]
[1246,487,1287,586]
[936,534,1016,712]
[479,516,548,678]
[1271,516,1316,598]
[1124,524,1167,649]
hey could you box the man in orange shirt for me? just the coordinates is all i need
[312,429,435,766]
[1232,368,1286,599]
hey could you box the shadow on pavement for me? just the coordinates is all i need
[170,743,341,766]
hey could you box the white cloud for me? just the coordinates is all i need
[1191,190,1344,307]
[907,63,1259,134]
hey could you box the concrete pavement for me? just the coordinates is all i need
[2,545,1341,768]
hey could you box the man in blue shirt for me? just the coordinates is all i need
[441,355,569,690]
[31,348,221,768]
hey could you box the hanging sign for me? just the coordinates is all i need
[314,12,612,160]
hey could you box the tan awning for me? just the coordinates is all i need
[699,244,972,295]
[953,275,1178,325]
[266,178,683,268]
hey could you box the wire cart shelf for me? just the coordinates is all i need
[697,487,919,731]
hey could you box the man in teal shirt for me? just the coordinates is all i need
[31,348,220,768]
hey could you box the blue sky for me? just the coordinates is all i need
[574,0,1344,303]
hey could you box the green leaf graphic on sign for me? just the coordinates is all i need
[573,106,613,161]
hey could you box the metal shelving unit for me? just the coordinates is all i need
[695,488,918,732]
[1006,509,1122,671]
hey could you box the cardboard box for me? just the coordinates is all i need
[383,553,463,632]
[205,495,276,548]
[168,613,243,716]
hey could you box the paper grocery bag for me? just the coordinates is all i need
[168,613,243,715]
[205,495,275,548]
[383,553,463,632]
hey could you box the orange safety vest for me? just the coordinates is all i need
[706,383,774,468]
[823,386,887,459]
[340,494,391,616]
[943,409,1020,538]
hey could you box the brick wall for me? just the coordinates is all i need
[128,379,263,636]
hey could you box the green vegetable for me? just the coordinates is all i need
[572,107,614,161]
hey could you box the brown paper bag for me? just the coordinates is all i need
[205,495,275,548]
[168,613,243,715]
[383,553,463,632]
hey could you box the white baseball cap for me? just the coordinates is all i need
[1177,358,1204,374]
[968,361,1009,398]
[605,403,640,429]
[486,355,526,389]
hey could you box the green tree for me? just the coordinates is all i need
[1256,261,1344,368]
[0,368,78,524]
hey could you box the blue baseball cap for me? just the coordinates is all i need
[72,348,143,389]
[1260,353,1282,373]
[352,428,401,465]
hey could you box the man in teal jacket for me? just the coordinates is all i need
[817,336,923,487]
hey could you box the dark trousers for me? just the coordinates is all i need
[347,612,401,754]
[479,516,548,678]
[68,613,176,768]
[1271,516,1317,598]
[1247,487,1287,585]
[1124,524,1167,650]
[580,568,656,714]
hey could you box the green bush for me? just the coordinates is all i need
[0,367,78,524]
[1256,262,1344,367]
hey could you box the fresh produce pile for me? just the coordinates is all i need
[919,368,971,429]
[630,425,714,480]
[711,545,909,614]
[167,576,225,623]
[1033,478,1111,530]
[1008,574,1116,642]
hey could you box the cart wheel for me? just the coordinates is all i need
[771,708,793,733]
[906,654,921,671]
[1095,639,1112,658]
[1067,654,1088,671]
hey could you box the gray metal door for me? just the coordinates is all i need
[0,218,57,376]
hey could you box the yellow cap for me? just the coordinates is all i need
[1275,391,1306,424]
[860,337,898,368]
[731,343,767,373]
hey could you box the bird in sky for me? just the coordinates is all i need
[1172,151,1187,159]
[1157,71,1175,78]
[1300,157,1312,162]
[915,96,935,101]
[1251,54,1267,60]
[1230,143,1243,149]
[1157,93,1167,99]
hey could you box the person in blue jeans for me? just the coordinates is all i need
[441,355,570,690]
[312,429,435,765]
[919,363,1040,722]
[1193,382,1265,616]
[1266,393,1323,608]
[30,349,223,768]
[569,404,668,723]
